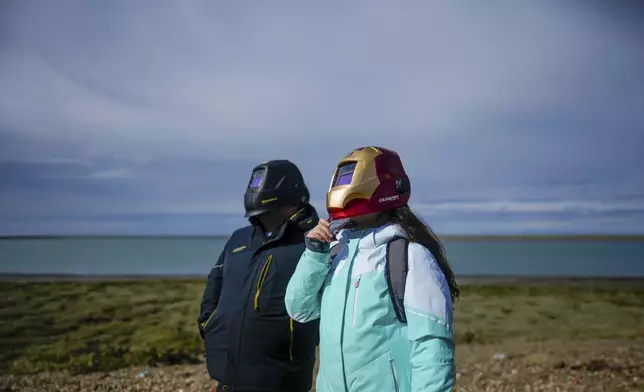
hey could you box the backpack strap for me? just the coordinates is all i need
[385,236,410,323]
[330,238,410,323]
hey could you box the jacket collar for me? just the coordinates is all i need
[252,203,319,244]
[337,222,408,251]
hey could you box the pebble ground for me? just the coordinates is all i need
[1,340,642,392]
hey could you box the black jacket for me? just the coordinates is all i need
[198,205,320,392]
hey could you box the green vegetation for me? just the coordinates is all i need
[453,284,644,344]
[1,280,643,375]
[0,280,205,375]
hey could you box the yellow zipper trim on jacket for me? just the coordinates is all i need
[289,318,294,361]
[200,309,216,330]
[289,208,304,220]
[253,254,273,311]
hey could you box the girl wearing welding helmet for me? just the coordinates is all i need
[285,146,459,392]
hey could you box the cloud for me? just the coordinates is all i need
[37,168,135,180]
[2,1,643,161]
[85,169,133,180]
[413,200,644,215]
[1,1,643,234]
[433,213,644,236]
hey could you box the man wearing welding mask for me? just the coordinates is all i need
[198,160,320,392]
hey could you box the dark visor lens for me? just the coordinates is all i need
[249,169,265,189]
[333,162,356,186]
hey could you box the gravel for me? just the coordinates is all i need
[2,339,642,392]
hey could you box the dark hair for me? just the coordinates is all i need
[389,205,460,304]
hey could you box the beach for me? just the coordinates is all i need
[0,277,642,391]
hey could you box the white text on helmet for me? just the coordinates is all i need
[378,195,400,203]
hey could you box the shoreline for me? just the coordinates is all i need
[2,234,644,241]
[2,273,643,287]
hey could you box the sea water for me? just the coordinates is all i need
[1,237,643,277]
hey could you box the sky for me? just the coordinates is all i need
[1,1,643,236]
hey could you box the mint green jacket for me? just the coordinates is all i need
[285,223,455,392]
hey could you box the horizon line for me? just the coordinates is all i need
[2,233,644,241]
